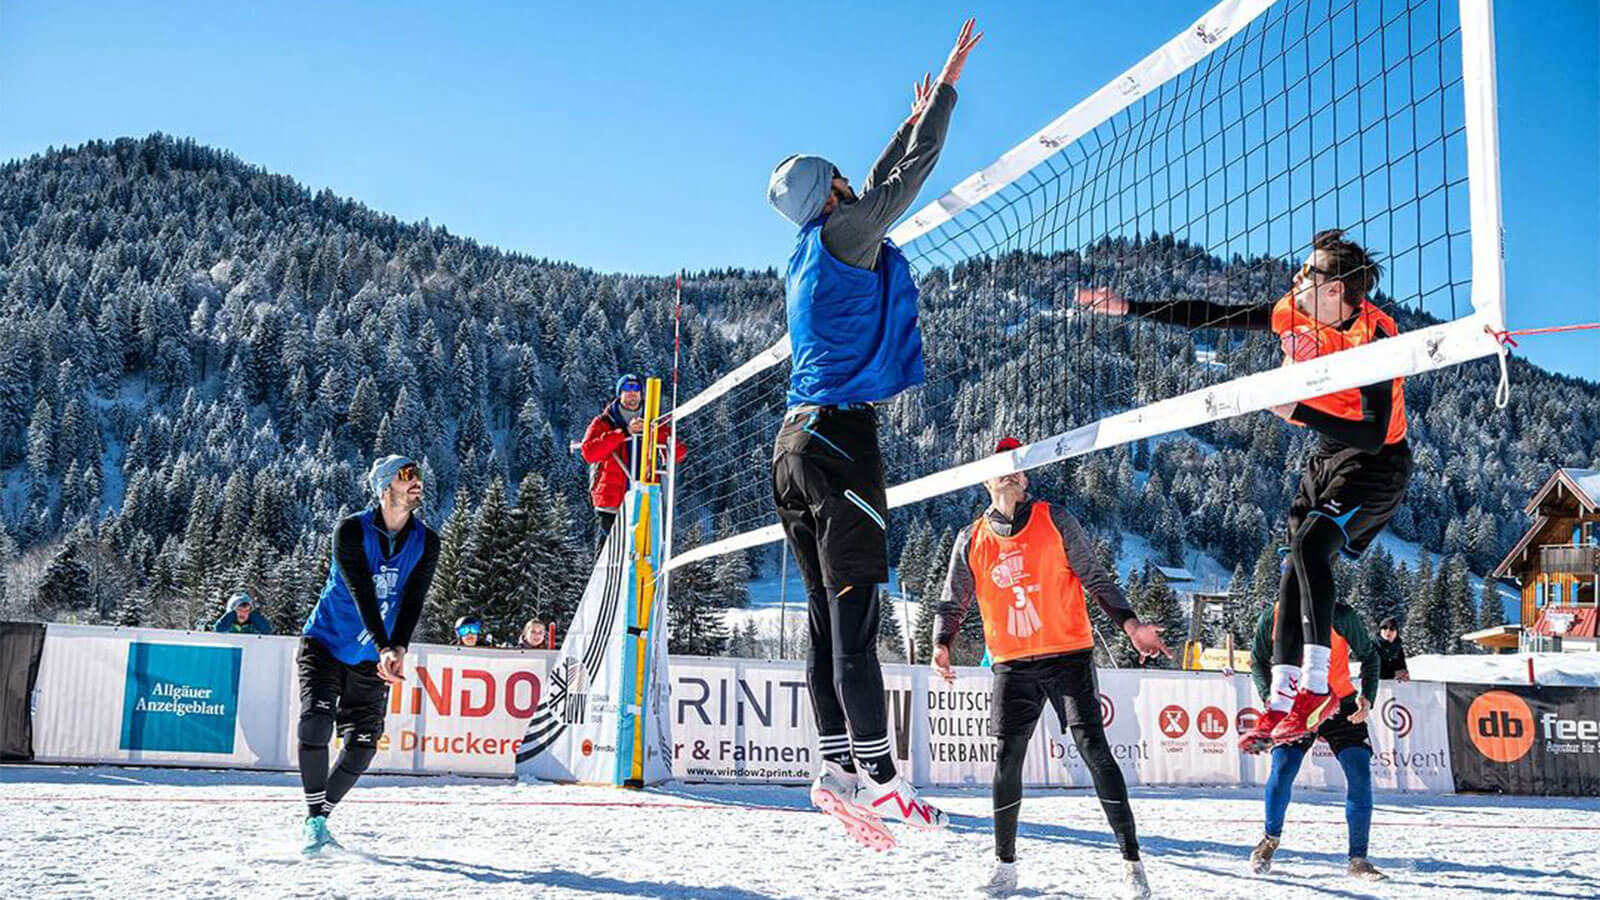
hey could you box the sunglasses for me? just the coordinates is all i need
[396,464,422,483]
[1297,261,1336,283]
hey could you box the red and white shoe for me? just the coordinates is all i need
[854,773,949,831]
[1238,709,1286,754]
[1270,689,1337,745]
[811,762,895,852]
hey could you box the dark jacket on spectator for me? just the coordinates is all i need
[1376,635,1408,679]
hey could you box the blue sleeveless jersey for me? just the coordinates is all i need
[303,510,427,665]
[785,217,925,407]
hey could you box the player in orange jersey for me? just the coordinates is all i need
[933,437,1170,898]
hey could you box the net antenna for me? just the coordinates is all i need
[666,0,1506,572]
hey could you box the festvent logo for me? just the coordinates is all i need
[1466,690,1534,763]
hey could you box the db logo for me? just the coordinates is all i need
[1236,708,1262,734]
[1158,704,1189,739]
[1467,690,1534,763]
[1196,706,1228,740]
[1381,698,1414,738]
[581,739,594,757]
[1098,693,1115,728]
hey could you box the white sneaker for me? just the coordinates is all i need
[853,772,948,830]
[810,762,894,852]
[982,860,1018,896]
[1123,860,1152,899]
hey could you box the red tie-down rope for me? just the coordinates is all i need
[1484,322,1600,409]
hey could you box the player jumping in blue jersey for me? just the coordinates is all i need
[297,455,440,855]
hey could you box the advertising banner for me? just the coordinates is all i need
[1237,680,1453,793]
[32,625,289,768]
[287,644,551,777]
[1121,669,1240,785]
[1448,683,1600,795]
[517,516,637,784]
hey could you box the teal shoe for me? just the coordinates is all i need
[301,815,342,856]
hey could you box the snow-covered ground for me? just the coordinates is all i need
[3,765,1596,899]
[1408,652,1600,687]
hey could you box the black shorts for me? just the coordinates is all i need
[297,637,389,741]
[1289,441,1412,558]
[772,405,888,589]
[991,651,1103,740]
[1286,694,1372,754]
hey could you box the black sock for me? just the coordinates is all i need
[852,733,896,784]
[818,733,855,772]
[299,743,329,819]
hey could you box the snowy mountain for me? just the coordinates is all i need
[0,134,1595,660]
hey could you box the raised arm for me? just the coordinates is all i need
[1076,287,1275,331]
[823,19,982,269]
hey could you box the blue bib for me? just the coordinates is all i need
[785,217,925,407]
[303,510,427,665]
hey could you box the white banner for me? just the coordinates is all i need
[28,623,1453,792]
[517,502,641,784]
[32,625,293,768]
[287,644,551,777]
[32,624,553,777]
[1237,679,1453,793]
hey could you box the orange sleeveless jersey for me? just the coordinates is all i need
[1273,603,1356,698]
[966,502,1094,663]
[1271,295,1407,445]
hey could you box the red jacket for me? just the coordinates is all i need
[580,400,687,509]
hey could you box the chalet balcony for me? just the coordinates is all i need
[1539,544,1600,576]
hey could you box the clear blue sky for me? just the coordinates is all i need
[2,0,1595,381]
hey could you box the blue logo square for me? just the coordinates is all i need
[119,642,242,754]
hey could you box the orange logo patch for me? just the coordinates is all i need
[1466,690,1535,764]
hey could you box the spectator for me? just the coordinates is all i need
[580,373,687,549]
[454,616,486,648]
[213,591,272,634]
[1375,617,1408,681]
[518,619,548,649]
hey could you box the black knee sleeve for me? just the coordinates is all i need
[299,707,335,748]
[335,743,377,774]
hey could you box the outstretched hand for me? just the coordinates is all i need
[1123,620,1172,661]
[937,18,984,87]
[908,73,935,124]
[1075,286,1129,316]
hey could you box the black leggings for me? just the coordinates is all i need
[993,724,1139,863]
[1272,514,1346,665]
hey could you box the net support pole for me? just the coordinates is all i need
[1459,0,1507,329]
[659,274,684,655]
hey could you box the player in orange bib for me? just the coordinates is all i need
[1077,229,1411,749]
[933,438,1170,898]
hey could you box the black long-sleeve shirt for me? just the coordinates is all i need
[934,497,1136,648]
[822,83,958,271]
[332,512,440,650]
[1125,298,1399,453]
